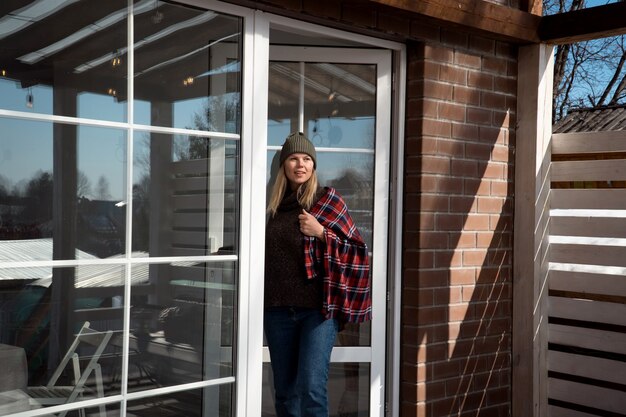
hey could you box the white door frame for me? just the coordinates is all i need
[265,45,391,417]
[234,6,407,417]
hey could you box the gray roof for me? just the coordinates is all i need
[0,239,151,287]
[554,105,626,133]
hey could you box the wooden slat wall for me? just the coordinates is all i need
[548,129,626,416]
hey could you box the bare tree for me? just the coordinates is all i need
[548,0,626,123]
[96,175,111,200]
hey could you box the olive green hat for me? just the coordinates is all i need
[279,132,317,168]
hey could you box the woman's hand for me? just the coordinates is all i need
[298,209,325,239]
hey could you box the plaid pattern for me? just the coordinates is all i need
[304,187,371,324]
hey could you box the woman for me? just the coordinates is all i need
[264,131,371,417]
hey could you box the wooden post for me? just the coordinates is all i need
[513,43,554,417]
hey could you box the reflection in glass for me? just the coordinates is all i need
[0,118,127,261]
[127,385,233,417]
[267,62,376,149]
[133,2,242,133]
[262,363,370,417]
[127,261,236,392]
[133,133,240,256]
[0,0,128,121]
[0,266,124,414]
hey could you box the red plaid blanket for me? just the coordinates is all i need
[304,187,371,323]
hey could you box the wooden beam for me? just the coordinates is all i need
[368,0,541,43]
[513,44,554,417]
[539,2,626,44]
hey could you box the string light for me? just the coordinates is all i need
[1,69,6,77]
[107,88,117,97]
[183,76,194,86]
[111,50,122,68]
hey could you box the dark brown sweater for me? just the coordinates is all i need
[264,189,323,310]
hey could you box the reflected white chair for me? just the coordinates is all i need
[27,321,112,417]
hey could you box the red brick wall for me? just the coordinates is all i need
[402,38,516,416]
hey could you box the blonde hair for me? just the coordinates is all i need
[267,167,319,217]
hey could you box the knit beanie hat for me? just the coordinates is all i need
[279,132,317,168]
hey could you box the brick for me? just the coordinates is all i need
[477,231,511,248]
[435,286,463,304]
[449,302,474,322]
[454,51,481,69]
[424,44,454,63]
[454,85,481,105]
[422,119,452,137]
[431,357,462,379]
[452,123,480,141]
[436,214,464,231]
[450,195,477,213]
[478,126,506,144]
[456,231,477,248]
[477,197,505,213]
[463,249,487,266]
[410,20,440,42]
[416,305,447,325]
[494,75,517,95]
[438,102,466,122]
[490,181,510,197]
[468,71,494,90]
[421,175,464,194]
[422,61,440,79]
[436,138,464,156]
[421,194,450,212]
[404,178,420,193]
[442,28,468,48]
[405,155,421,173]
[450,268,476,285]
[479,161,506,179]
[466,142,492,160]
[419,231,449,249]
[494,111,512,131]
[451,159,479,178]
[439,65,468,85]
[469,36,495,55]
[481,91,507,108]
[463,214,491,230]
[423,80,454,100]
[404,212,420,231]
[435,250,463,268]
[421,155,451,174]
[464,178,491,196]
[415,269,449,288]
[467,107,493,126]
[496,40,517,58]
[483,56,508,75]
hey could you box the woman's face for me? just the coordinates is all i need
[283,153,314,190]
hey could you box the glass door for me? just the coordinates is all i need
[263,46,391,417]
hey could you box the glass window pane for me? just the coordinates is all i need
[0,265,124,413]
[128,261,236,392]
[132,132,240,257]
[133,2,242,133]
[0,118,127,261]
[0,0,128,121]
[305,63,376,150]
[262,363,370,417]
[127,385,233,417]
[267,62,376,149]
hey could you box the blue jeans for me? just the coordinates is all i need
[264,307,338,417]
